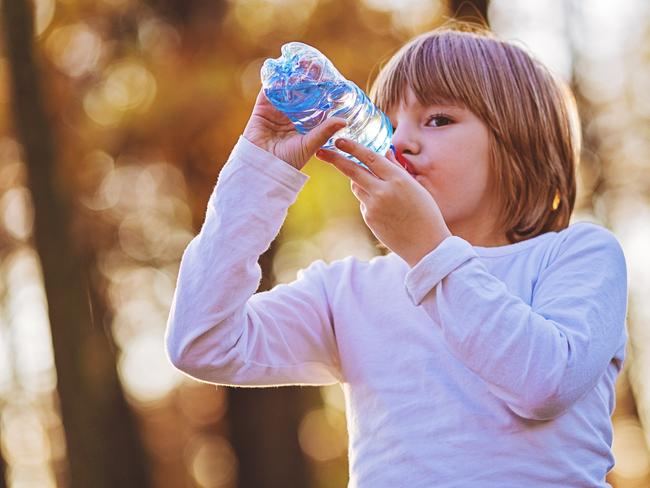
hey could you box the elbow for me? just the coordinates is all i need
[164,325,241,381]
[507,390,574,421]
[166,339,212,379]
[165,307,192,373]
[164,313,207,375]
[509,401,571,421]
[165,324,201,375]
[164,306,246,382]
[165,337,192,373]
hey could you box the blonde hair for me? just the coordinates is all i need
[368,24,580,244]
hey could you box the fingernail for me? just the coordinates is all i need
[335,139,347,148]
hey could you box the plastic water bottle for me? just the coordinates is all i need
[260,42,393,168]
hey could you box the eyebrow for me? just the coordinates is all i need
[389,101,466,119]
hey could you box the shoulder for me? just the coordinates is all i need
[543,221,627,286]
[533,222,628,314]
[555,221,625,261]
[559,220,619,242]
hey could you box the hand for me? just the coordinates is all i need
[242,87,347,171]
[315,138,452,267]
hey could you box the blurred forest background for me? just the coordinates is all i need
[0,0,649,487]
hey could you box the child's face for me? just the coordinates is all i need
[387,87,507,246]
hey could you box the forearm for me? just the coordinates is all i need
[404,234,627,420]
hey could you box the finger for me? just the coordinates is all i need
[386,146,415,178]
[304,117,348,156]
[315,148,378,192]
[390,145,418,177]
[334,138,399,180]
[350,180,369,201]
[385,146,404,170]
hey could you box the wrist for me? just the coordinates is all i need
[405,230,452,268]
[241,133,305,172]
[241,131,271,153]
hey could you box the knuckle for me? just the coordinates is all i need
[392,179,407,191]
[365,152,378,165]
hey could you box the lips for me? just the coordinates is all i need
[391,145,417,176]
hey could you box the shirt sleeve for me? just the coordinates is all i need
[165,135,342,387]
[403,223,628,420]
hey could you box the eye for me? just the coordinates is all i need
[425,114,453,127]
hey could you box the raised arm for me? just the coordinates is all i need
[166,89,347,386]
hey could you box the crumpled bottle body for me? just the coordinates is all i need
[261,42,393,166]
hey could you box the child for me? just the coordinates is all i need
[165,25,628,487]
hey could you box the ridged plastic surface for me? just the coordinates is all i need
[261,42,393,167]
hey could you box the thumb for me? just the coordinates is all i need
[304,117,347,155]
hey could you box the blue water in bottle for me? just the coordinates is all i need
[261,42,393,168]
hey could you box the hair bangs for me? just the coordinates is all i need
[370,31,491,116]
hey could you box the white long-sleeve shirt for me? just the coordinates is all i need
[165,135,629,487]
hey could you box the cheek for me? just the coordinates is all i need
[451,137,491,193]
[424,154,491,211]
[429,156,480,193]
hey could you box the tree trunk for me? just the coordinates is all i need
[222,239,319,488]
[0,426,6,488]
[0,1,151,487]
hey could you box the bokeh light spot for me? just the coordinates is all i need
[298,408,347,462]
[118,328,185,404]
[186,435,238,488]
[45,23,103,78]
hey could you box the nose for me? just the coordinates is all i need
[391,127,418,175]
[391,125,420,154]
